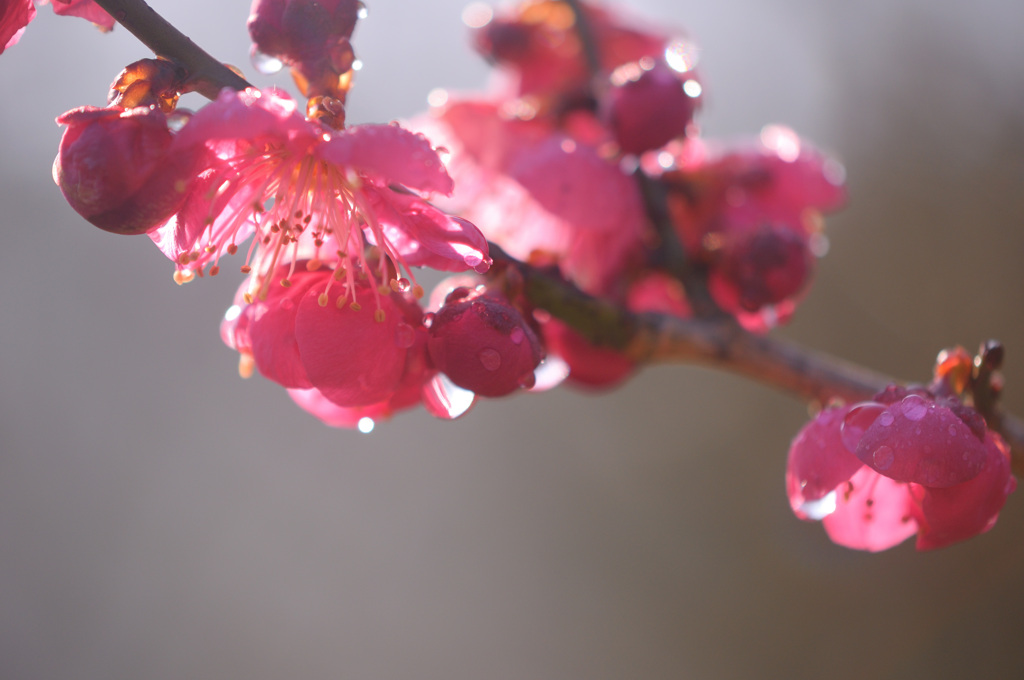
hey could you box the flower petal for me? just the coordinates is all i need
[821,467,918,552]
[318,123,453,195]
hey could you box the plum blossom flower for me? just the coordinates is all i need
[416,99,646,294]
[151,88,490,309]
[221,261,427,408]
[787,387,1015,551]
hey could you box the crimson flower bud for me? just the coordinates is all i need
[427,288,543,397]
[53,106,199,235]
[606,59,701,155]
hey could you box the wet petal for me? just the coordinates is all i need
[319,123,453,195]
[821,467,917,552]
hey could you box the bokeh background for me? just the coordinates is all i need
[2,1,1024,678]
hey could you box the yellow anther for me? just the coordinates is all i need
[240,265,252,273]
[349,302,362,311]
[280,279,292,287]
[227,244,239,255]
[210,265,220,276]
[306,259,322,271]
[318,293,329,307]
[412,284,425,299]
[243,292,254,304]
[374,309,386,323]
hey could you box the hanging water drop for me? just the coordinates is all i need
[251,49,284,75]
[357,417,375,434]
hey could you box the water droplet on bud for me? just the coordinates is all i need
[422,374,475,420]
[479,348,502,371]
[841,402,886,453]
[395,323,415,349]
[900,394,929,421]
[251,49,284,75]
[356,1,368,19]
[872,445,895,471]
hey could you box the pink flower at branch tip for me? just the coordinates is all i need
[149,88,490,308]
[787,387,1015,551]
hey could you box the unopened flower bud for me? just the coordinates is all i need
[427,287,543,397]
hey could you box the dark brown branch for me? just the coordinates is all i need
[92,0,250,99]
[96,0,1024,476]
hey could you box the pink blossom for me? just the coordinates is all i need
[222,262,426,408]
[150,88,489,299]
[416,99,645,294]
[0,0,34,54]
[787,389,1015,551]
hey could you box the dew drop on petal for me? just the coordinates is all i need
[224,305,242,322]
[840,402,886,453]
[423,373,475,420]
[479,347,502,371]
[251,49,284,74]
[510,327,525,345]
[394,322,416,349]
[948,424,958,437]
[798,490,837,521]
[531,356,570,392]
[872,445,895,471]
[877,411,894,427]
[900,394,929,421]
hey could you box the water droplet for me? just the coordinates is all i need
[531,357,570,392]
[510,327,525,345]
[877,411,894,427]
[251,49,284,74]
[422,312,435,328]
[394,323,415,349]
[224,304,242,322]
[841,402,886,453]
[464,254,483,269]
[356,1,368,19]
[357,417,375,434]
[479,348,501,371]
[798,490,837,521]
[900,394,929,421]
[422,374,475,420]
[872,445,895,471]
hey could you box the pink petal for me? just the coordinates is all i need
[294,284,407,407]
[172,88,313,152]
[1,0,35,54]
[248,269,324,389]
[853,395,988,487]
[363,186,491,273]
[318,123,453,195]
[913,433,1016,550]
[786,406,864,517]
[50,0,113,31]
[821,467,918,552]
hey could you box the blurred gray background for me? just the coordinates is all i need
[2,1,1024,678]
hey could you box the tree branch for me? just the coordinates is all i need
[92,0,251,99]
[94,0,1024,475]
